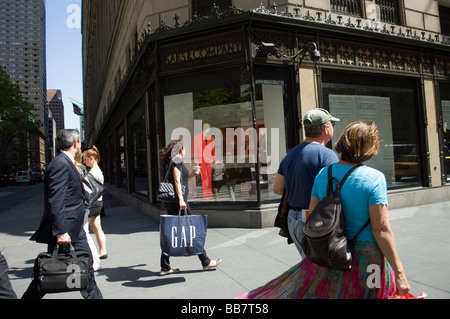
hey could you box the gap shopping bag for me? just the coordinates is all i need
[160,210,207,257]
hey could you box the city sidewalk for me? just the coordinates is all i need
[1,191,449,299]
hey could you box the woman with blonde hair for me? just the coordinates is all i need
[239,121,410,299]
[75,150,102,271]
[83,146,108,260]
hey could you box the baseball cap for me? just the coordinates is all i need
[303,108,340,128]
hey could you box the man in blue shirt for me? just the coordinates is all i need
[273,108,340,258]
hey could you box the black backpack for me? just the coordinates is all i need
[301,164,370,271]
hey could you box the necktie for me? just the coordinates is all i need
[74,161,80,175]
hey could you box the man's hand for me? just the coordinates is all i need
[57,233,71,245]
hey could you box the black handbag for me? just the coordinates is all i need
[33,245,90,294]
[157,161,185,203]
[82,173,107,206]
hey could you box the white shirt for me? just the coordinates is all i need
[61,150,76,166]
[89,163,104,201]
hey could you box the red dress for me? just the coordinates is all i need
[193,133,216,198]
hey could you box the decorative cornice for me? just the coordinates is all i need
[142,3,450,49]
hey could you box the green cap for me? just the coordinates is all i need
[303,108,340,128]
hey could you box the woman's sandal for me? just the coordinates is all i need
[203,258,222,270]
[159,268,180,276]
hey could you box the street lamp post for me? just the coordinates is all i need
[259,40,322,143]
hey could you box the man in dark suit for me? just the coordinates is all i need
[22,129,102,299]
[0,252,17,299]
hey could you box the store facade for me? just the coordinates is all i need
[84,3,450,227]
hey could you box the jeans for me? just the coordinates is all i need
[160,251,211,271]
[287,209,306,259]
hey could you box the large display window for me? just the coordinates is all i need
[128,101,148,196]
[163,68,288,203]
[440,82,450,182]
[323,72,423,189]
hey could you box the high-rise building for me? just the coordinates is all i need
[0,0,48,171]
[47,89,65,132]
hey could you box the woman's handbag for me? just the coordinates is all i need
[33,245,90,294]
[82,173,107,206]
[160,210,207,257]
[157,161,185,203]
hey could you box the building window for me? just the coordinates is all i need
[129,102,148,196]
[109,137,116,185]
[439,82,450,182]
[375,0,400,25]
[439,5,450,36]
[330,0,363,17]
[323,71,423,189]
[192,0,232,18]
[101,143,109,184]
[118,132,127,190]
[163,67,287,203]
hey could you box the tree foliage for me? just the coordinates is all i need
[0,67,40,171]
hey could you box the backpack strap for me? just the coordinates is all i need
[328,164,370,241]
[339,164,363,187]
[327,164,363,195]
[350,218,371,242]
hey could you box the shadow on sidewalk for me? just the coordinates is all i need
[97,263,187,288]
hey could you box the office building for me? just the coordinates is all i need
[47,89,65,132]
[0,0,48,171]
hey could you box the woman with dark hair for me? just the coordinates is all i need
[239,122,410,299]
[159,140,221,276]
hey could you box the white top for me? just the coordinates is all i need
[61,150,75,165]
[89,163,104,201]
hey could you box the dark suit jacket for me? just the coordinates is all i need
[32,152,85,245]
[0,252,17,299]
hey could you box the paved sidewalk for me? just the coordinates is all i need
[1,192,449,299]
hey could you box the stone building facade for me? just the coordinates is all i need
[82,0,450,227]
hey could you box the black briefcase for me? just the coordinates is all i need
[33,245,90,294]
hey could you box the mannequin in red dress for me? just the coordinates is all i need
[193,123,216,199]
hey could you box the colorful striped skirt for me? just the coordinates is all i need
[237,241,396,299]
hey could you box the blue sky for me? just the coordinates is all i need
[46,0,82,131]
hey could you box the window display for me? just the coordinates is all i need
[323,72,422,189]
[163,69,287,202]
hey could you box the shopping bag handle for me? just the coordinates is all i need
[178,209,188,216]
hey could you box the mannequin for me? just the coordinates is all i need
[193,123,216,199]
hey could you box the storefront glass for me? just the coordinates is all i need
[129,102,148,196]
[101,143,109,184]
[109,136,116,185]
[323,71,423,189]
[163,68,287,202]
[440,82,450,182]
[119,132,127,190]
